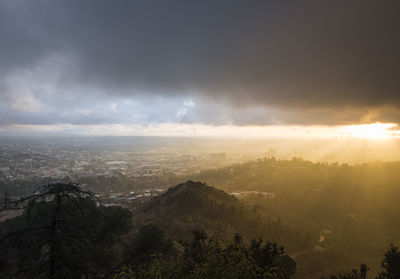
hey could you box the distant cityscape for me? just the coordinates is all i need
[0,137,280,208]
[0,137,270,182]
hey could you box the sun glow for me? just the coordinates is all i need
[341,123,399,140]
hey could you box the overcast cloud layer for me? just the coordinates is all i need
[1,0,400,128]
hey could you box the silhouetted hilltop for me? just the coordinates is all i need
[133,181,311,255]
[134,181,245,240]
[144,180,241,217]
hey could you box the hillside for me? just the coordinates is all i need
[170,158,400,277]
[135,181,248,239]
[134,181,311,248]
[132,181,325,277]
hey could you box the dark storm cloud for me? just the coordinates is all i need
[1,0,400,125]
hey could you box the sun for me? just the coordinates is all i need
[341,122,397,140]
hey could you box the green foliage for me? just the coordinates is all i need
[136,254,182,279]
[113,267,135,279]
[324,245,400,279]
[250,238,296,277]
[377,245,400,279]
[0,183,132,279]
[115,230,296,279]
[170,159,400,276]
[323,264,368,279]
[183,231,296,279]
[4,178,400,279]
[128,224,173,264]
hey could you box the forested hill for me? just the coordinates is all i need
[181,158,400,234]
[172,159,400,276]
[2,180,400,278]
[134,181,312,251]
[145,180,239,217]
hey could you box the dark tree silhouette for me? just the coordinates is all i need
[325,264,368,279]
[0,182,131,279]
[377,245,400,279]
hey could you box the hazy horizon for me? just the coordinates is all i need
[2,135,400,164]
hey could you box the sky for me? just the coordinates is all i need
[1,0,400,138]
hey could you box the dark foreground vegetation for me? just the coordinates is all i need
[0,182,296,279]
[1,180,400,278]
